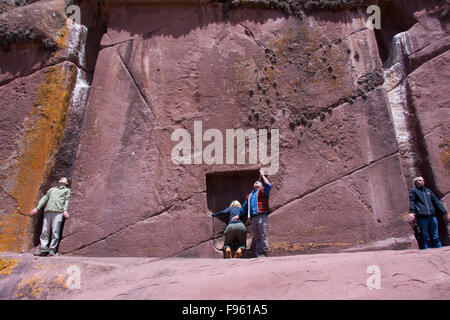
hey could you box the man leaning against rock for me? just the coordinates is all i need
[29,177,71,256]
[408,176,448,249]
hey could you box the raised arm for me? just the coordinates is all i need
[260,168,272,195]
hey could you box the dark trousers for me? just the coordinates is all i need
[223,222,246,251]
[250,213,269,256]
[417,215,441,249]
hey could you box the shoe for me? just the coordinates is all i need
[48,251,56,256]
[257,252,268,258]
[235,248,243,258]
[34,250,48,257]
[225,247,232,259]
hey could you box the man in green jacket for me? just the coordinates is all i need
[29,177,71,256]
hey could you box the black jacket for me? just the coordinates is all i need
[409,187,448,216]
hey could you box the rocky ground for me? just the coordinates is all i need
[1,247,449,300]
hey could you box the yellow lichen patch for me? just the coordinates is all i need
[0,64,77,252]
[301,226,326,237]
[16,274,45,298]
[54,20,70,49]
[0,258,19,275]
[270,240,364,253]
[16,272,70,299]
[17,276,46,298]
[55,274,68,288]
[234,56,259,92]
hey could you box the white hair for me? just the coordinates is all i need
[413,176,423,184]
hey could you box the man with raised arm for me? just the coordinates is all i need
[234,168,272,257]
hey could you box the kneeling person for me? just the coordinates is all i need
[210,201,246,258]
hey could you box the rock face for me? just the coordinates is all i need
[1,248,449,299]
[0,0,449,257]
[0,0,103,252]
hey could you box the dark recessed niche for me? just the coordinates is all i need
[206,169,260,213]
[206,169,260,237]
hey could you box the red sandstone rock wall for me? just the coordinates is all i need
[0,0,104,251]
[0,0,448,257]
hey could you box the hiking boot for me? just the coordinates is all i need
[225,247,232,259]
[235,248,243,258]
[34,250,48,257]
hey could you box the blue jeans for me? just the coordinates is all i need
[416,215,441,249]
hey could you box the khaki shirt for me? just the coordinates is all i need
[37,186,71,213]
